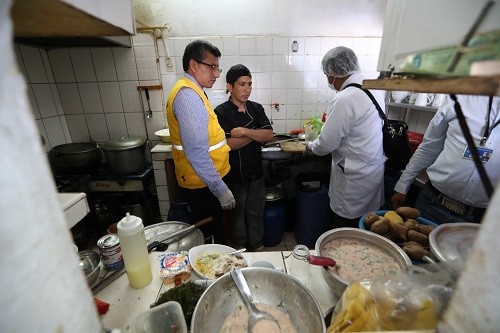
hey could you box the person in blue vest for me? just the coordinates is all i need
[166,40,235,244]
[215,64,274,251]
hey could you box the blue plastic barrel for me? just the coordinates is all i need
[294,173,331,248]
[263,187,286,247]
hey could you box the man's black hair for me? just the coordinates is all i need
[182,40,222,72]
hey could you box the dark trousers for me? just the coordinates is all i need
[180,186,227,244]
[328,209,361,229]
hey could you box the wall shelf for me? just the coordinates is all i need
[387,101,438,112]
[363,75,500,96]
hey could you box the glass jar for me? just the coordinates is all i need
[289,244,311,282]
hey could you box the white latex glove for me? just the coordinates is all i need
[218,189,236,210]
[303,142,314,156]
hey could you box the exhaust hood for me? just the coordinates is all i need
[12,0,135,48]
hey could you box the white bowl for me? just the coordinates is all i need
[155,129,171,143]
[391,91,409,102]
[188,244,248,280]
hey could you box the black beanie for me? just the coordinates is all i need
[226,64,252,84]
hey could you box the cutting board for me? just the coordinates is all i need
[280,141,306,153]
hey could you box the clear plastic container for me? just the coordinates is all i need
[117,213,152,289]
[125,301,187,333]
[289,244,311,282]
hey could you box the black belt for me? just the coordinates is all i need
[426,182,485,217]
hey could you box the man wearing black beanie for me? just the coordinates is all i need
[215,64,274,251]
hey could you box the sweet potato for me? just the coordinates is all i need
[416,224,435,236]
[370,218,390,235]
[404,219,420,231]
[403,244,430,261]
[396,206,421,220]
[364,212,380,228]
[389,222,409,240]
[407,230,428,246]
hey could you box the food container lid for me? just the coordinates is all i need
[100,137,146,151]
[265,187,285,201]
[429,222,480,267]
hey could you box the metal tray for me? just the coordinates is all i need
[429,222,480,266]
[144,221,204,252]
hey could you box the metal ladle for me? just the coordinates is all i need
[230,269,280,332]
[144,87,153,118]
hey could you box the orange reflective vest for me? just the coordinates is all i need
[166,78,230,189]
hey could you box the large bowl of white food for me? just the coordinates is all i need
[315,228,412,297]
[188,244,248,280]
[191,267,326,333]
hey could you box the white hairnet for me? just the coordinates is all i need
[321,46,360,78]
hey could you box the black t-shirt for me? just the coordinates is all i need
[214,100,273,184]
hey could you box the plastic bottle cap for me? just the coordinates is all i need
[117,212,143,236]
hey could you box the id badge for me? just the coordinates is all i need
[463,146,493,163]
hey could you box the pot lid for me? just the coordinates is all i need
[100,137,146,151]
[144,221,204,252]
[429,222,480,267]
[265,187,285,201]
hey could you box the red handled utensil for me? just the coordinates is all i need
[306,255,336,267]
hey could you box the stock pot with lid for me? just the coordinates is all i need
[99,137,147,175]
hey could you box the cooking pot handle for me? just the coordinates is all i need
[96,143,103,149]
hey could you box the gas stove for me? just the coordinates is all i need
[88,165,154,192]
[55,174,91,193]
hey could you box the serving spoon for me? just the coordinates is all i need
[230,269,280,333]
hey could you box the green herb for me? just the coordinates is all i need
[151,281,207,328]
[277,301,284,308]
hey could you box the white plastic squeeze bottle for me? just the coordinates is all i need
[117,212,152,289]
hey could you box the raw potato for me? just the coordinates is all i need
[396,206,421,219]
[407,230,429,246]
[403,244,430,261]
[364,212,380,228]
[370,218,390,235]
[389,222,409,240]
[416,224,435,236]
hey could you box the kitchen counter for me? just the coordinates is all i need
[95,250,338,331]
[150,142,173,154]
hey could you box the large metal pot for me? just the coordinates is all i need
[99,137,147,175]
[49,142,102,175]
[191,267,326,332]
[315,228,412,297]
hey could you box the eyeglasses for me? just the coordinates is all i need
[196,60,222,73]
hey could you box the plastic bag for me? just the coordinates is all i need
[304,117,323,141]
[327,263,456,332]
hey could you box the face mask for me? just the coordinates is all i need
[327,77,337,91]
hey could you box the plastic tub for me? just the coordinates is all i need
[125,301,187,333]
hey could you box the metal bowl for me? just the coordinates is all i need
[78,250,101,286]
[314,228,412,297]
[191,267,326,333]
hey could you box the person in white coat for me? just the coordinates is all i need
[304,46,386,227]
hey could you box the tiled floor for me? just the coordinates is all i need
[264,231,298,252]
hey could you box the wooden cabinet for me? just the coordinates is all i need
[12,0,134,48]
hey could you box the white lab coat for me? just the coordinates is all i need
[309,72,386,219]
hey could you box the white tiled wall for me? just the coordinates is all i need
[15,34,385,153]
